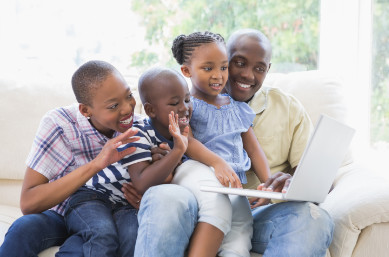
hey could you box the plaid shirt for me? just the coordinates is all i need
[26,103,119,216]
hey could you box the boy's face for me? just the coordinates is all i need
[147,75,192,139]
[182,42,229,99]
[225,36,271,102]
[83,72,136,138]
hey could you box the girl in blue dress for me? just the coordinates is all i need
[172,31,271,257]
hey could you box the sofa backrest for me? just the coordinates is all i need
[264,70,349,127]
[0,85,76,180]
[265,70,353,166]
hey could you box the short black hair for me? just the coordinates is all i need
[71,60,118,106]
[227,28,272,61]
[138,67,185,105]
[171,31,225,65]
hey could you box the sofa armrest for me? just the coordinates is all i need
[320,162,389,257]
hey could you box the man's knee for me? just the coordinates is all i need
[291,202,334,237]
[255,202,334,246]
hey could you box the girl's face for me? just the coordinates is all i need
[182,42,229,100]
[82,72,136,138]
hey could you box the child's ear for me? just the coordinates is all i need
[181,65,191,78]
[144,103,156,118]
[79,103,91,119]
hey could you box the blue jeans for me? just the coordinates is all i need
[251,201,334,257]
[134,184,199,257]
[0,210,83,257]
[64,187,138,257]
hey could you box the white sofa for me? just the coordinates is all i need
[1,70,389,257]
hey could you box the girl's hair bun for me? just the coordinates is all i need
[171,31,225,65]
[171,34,186,65]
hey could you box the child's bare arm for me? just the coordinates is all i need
[186,133,242,188]
[20,128,140,214]
[242,127,271,183]
[127,112,188,195]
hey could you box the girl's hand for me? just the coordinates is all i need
[169,111,189,153]
[212,160,242,188]
[92,128,140,171]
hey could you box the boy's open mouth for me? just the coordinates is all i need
[119,114,133,128]
[178,116,190,126]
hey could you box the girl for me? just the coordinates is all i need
[172,31,271,257]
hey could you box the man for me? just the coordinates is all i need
[124,29,334,257]
[224,28,334,256]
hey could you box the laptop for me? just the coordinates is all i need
[200,114,355,203]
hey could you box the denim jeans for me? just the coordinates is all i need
[134,184,199,257]
[251,201,334,257]
[1,184,198,257]
[0,210,83,257]
[64,187,138,257]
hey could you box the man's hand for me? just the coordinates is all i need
[92,128,140,171]
[248,171,292,209]
[122,182,142,209]
[258,171,292,193]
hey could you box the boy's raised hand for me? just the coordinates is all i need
[92,128,140,171]
[169,111,189,153]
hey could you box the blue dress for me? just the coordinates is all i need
[190,94,255,184]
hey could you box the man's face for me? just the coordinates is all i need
[226,36,271,102]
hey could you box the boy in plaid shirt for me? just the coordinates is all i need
[0,61,199,257]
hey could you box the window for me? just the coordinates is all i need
[372,0,389,151]
[2,0,386,160]
[0,0,319,90]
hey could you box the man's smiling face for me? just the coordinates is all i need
[226,35,272,102]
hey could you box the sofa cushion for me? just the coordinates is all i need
[0,205,22,246]
[351,223,389,257]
